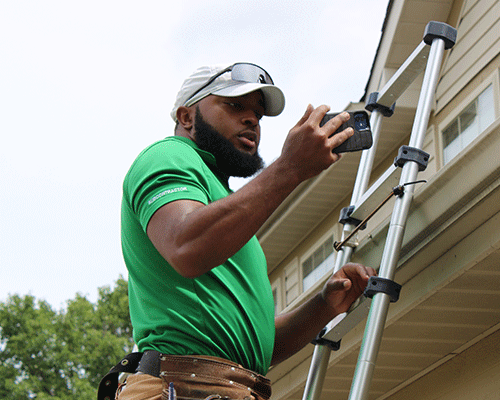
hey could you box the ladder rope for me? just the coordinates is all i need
[334,180,426,252]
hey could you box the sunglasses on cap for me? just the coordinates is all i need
[187,62,275,103]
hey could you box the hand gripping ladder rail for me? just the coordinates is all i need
[302,21,457,400]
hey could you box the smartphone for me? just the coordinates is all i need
[320,110,373,153]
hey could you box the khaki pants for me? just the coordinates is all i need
[117,373,162,400]
[117,355,272,400]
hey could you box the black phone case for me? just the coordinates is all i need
[320,110,373,153]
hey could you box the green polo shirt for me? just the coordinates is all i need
[121,136,275,375]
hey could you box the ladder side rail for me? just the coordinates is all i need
[302,345,332,400]
[334,103,386,278]
[351,110,385,205]
[347,36,447,400]
[302,243,357,400]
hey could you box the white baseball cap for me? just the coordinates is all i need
[170,63,285,122]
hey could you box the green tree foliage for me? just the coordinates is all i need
[0,277,133,399]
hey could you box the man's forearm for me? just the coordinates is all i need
[271,264,375,366]
[271,292,335,366]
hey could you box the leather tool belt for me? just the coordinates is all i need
[97,351,272,400]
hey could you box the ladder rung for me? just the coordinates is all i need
[321,297,372,343]
[350,165,401,221]
[376,41,430,108]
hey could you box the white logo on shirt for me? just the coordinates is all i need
[148,187,188,205]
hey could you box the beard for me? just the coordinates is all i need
[193,107,264,178]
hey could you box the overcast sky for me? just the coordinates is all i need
[0,0,389,310]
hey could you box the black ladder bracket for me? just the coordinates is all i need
[339,205,366,229]
[364,276,402,303]
[423,21,457,50]
[365,92,396,117]
[394,145,430,171]
[311,326,342,351]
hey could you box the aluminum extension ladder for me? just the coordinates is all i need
[302,21,457,400]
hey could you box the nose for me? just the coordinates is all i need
[241,110,259,127]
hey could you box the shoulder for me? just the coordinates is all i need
[126,137,208,179]
[123,136,218,201]
[139,136,200,161]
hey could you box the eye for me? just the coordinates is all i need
[224,101,262,121]
[225,102,244,111]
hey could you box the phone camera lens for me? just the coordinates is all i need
[355,120,367,130]
[354,113,368,130]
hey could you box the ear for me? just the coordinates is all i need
[176,106,195,132]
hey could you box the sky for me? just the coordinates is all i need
[0,0,389,310]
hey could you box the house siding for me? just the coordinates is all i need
[436,0,500,111]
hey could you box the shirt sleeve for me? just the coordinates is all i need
[124,139,212,231]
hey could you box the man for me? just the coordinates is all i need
[117,63,376,400]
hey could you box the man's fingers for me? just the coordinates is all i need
[325,278,350,293]
[308,105,331,126]
[330,127,354,150]
[323,111,350,134]
[319,111,354,151]
[293,104,314,128]
[339,264,377,290]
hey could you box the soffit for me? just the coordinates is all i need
[385,0,454,69]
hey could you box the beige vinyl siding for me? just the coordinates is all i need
[284,258,300,307]
[436,0,500,111]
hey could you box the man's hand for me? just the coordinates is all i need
[321,263,377,315]
[278,105,355,183]
[272,263,376,365]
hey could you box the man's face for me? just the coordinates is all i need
[192,92,266,178]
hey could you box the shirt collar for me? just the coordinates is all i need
[172,136,230,186]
